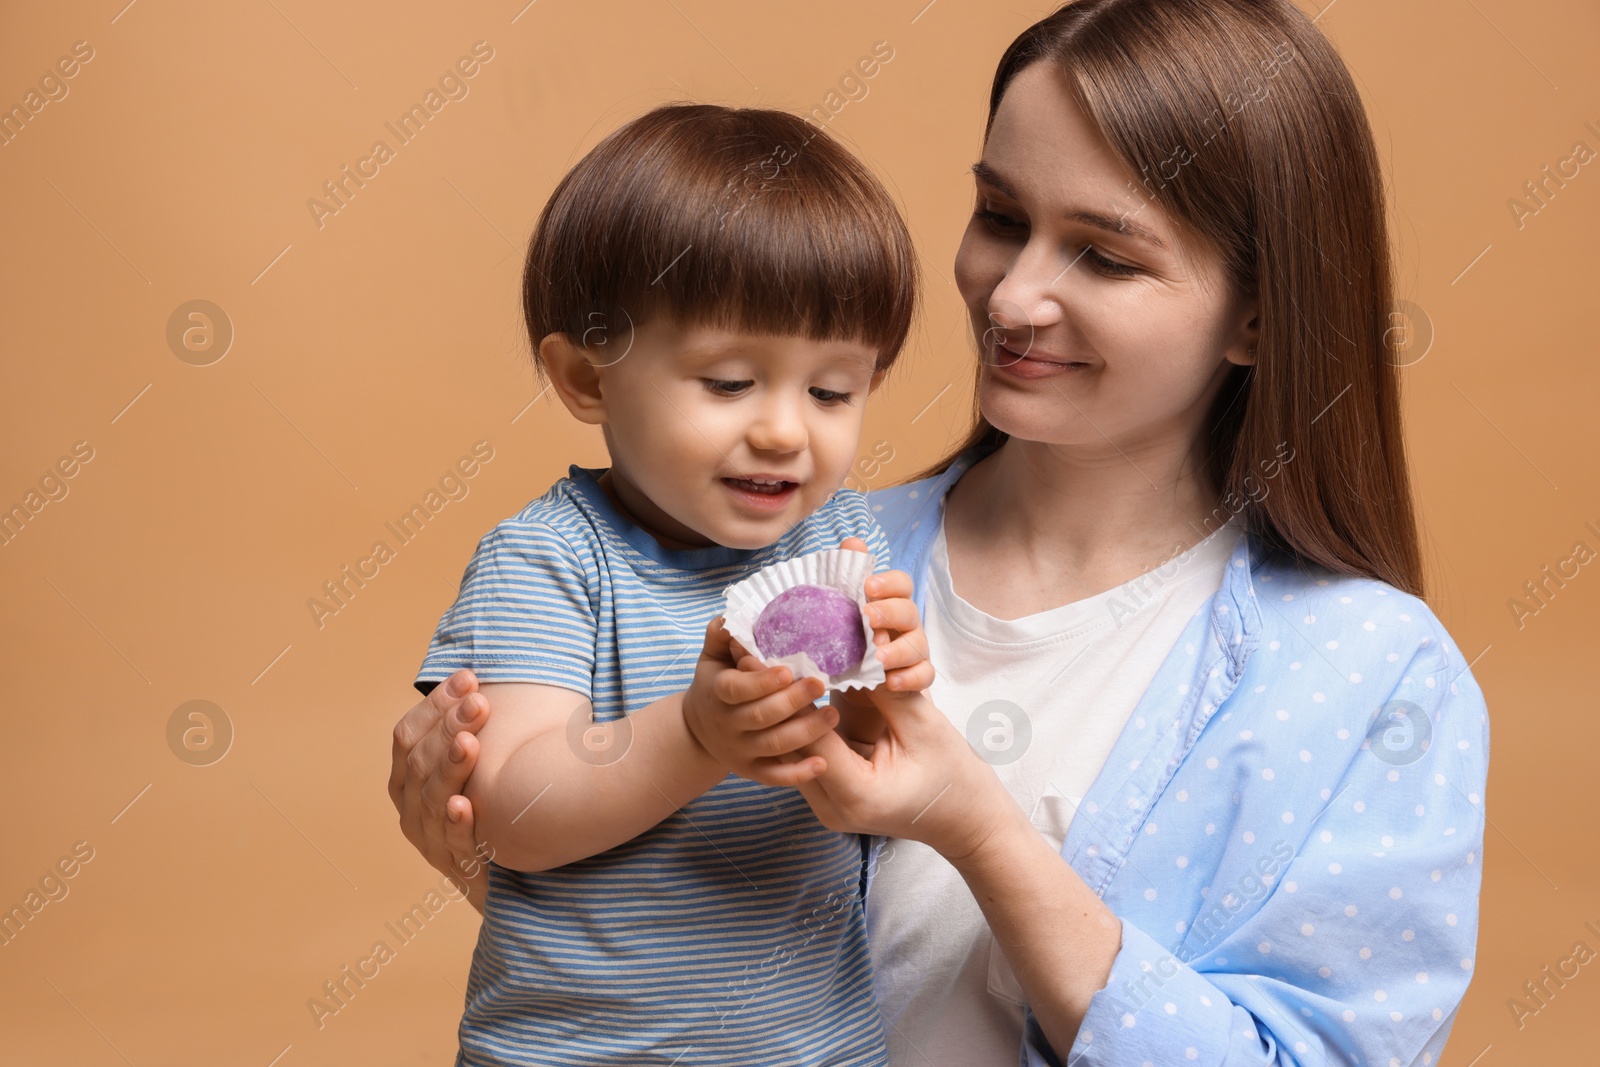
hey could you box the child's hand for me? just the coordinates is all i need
[683,616,840,787]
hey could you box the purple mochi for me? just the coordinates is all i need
[753,584,867,678]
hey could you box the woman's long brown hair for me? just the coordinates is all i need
[908,0,1424,596]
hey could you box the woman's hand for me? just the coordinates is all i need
[388,668,494,911]
[824,538,936,745]
[798,687,1013,864]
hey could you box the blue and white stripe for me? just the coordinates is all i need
[416,464,892,1066]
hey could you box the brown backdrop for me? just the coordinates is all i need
[2,1,1595,1063]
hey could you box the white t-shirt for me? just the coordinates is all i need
[867,511,1243,1065]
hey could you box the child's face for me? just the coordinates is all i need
[577,321,885,551]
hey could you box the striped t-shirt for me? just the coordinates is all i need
[414,464,893,1067]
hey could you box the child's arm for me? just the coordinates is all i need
[466,620,835,873]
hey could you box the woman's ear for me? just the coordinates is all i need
[1225,298,1261,367]
[539,333,607,425]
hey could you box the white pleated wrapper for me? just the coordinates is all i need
[721,548,886,693]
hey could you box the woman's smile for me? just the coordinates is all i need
[987,337,1091,379]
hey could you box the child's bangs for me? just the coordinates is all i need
[525,106,917,370]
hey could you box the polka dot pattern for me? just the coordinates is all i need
[866,466,1488,1067]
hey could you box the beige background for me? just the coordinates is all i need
[1,0,1595,1063]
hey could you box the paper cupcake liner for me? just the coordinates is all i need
[722,548,887,693]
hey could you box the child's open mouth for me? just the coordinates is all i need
[722,477,799,511]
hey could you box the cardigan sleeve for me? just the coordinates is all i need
[1028,631,1489,1067]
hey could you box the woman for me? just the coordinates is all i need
[390,1,1487,1063]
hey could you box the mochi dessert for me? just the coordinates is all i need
[752,584,868,679]
[721,547,884,692]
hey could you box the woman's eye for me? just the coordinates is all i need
[702,379,753,396]
[810,387,853,405]
[974,207,1027,234]
[1083,246,1139,277]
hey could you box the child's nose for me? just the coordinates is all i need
[747,396,808,453]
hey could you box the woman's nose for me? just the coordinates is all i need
[987,238,1068,331]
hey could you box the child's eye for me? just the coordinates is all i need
[702,379,753,396]
[810,387,853,405]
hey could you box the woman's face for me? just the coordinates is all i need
[954,61,1257,466]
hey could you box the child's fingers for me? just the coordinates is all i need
[838,536,870,554]
[699,615,736,661]
[863,568,913,601]
[745,702,839,757]
[864,596,921,634]
[735,675,826,730]
[714,663,794,705]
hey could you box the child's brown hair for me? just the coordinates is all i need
[522,103,918,378]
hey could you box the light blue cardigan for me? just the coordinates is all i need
[864,444,1489,1067]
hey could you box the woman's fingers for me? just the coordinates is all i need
[874,631,931,673]
[747,752,830,788]
[864,568,913,601]
[404,690,486,792]
[390,673,468,804]
[800,730,874,814]
[421,728,480,824]
[884,659,937,693]
[864,595,920,634]
[442,795,489,913]
[444,794,480,866]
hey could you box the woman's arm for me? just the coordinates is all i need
[800,689,1122,1046]
[1022,647,1486,1067]
[803,622,1489,1066]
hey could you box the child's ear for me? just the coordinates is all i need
[539,333,607,424]
[867,368,888,393]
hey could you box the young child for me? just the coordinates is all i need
[412,103,926,1066]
